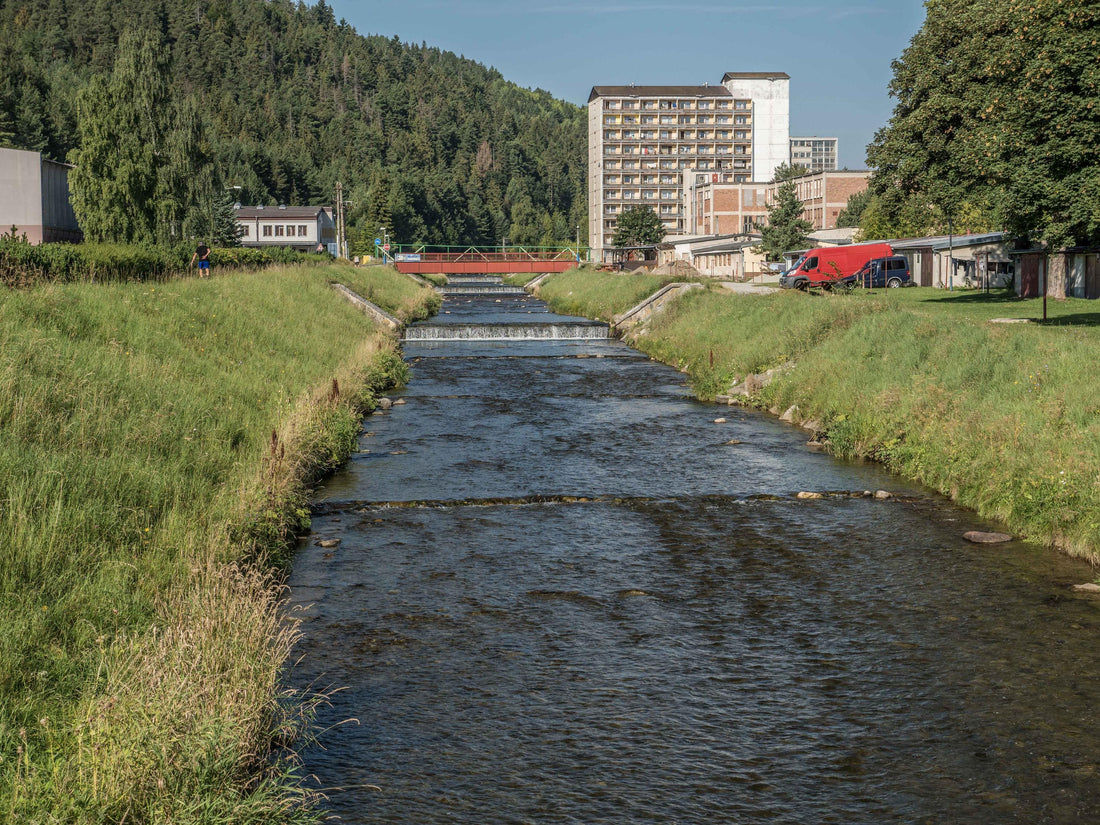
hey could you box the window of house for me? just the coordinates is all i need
[240,225,250,237]
[298,225,308,236]
[263,225,273,237]
[275,225,285,236]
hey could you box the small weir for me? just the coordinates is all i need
[289,284,1100,823]
[405,275,610,341]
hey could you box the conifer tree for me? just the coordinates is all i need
[756,181,812,261]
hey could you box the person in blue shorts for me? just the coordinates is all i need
[190,241,211,274]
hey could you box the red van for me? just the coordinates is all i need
[779,243,894,290]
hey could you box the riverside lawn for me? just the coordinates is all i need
[0,262,435,821]
[539,268,1100,564]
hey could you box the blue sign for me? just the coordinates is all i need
[374,237,382,245]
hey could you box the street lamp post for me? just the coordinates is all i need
[576,225,581,264]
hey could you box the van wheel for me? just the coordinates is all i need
[887,278,902,288]
[795,280,808,291]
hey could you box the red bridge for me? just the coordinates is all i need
[389,245,585,275]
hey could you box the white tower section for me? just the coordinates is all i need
[721,72,790,182]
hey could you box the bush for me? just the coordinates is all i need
[0,229,321,286]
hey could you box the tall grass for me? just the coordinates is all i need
[541,273,1100,561]
[0,264,425,820]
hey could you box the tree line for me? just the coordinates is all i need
[0,0,588,252]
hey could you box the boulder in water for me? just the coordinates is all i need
[963,530,1013,544]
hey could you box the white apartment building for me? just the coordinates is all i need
[790,137,839,172]
[588,73,790,260]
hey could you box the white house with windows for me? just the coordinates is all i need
[234,205,336,253]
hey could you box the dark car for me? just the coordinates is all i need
[853,256,912,288]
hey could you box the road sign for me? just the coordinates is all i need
[374,237,381,245]
[383,244,391,251]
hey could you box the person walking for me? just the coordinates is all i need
[191,241,211,275]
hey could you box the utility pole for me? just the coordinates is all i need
[335,181,345,259]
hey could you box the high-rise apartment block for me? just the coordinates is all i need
[588,72,790,259]
[790,137,839,172]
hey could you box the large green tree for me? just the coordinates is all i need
[756,181,813,260]
[866,0,1100,250]
[69,29,169,243]
[612,205,665,248]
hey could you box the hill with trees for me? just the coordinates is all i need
[0,0,587,251]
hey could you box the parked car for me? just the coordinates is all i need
[853,256,912,288]
[778,243,894,290]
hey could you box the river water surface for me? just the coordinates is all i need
[288,283,1100,823]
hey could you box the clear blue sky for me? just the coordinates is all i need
[327,1,928,169]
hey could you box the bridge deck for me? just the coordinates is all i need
[391,249,582,275]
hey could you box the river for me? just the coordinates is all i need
[287,279,1100,823]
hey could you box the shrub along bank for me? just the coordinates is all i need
[0,232,323,287]
[540,270,1100,564]
[0,263,436,820]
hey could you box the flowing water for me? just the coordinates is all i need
[288,277,1100,823]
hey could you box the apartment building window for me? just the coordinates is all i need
[298,225,308,236]
[274,225,285,237]
[263,225,273,237]
[642,116,655,124]
[604,146,619,155]
[735,101,747,110]
[624,116,638,124]
[604,101,620,109]
[698,160,711,169]
[717,101,730,109]
[605,160,620,169]
[624,161,638,169]
[735,116,748,125]
[660,115,674,124]
[698,115,711,124]
[735,175,748,183]
[643,101,656,109]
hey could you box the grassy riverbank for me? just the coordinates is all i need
[539,270,1100,563]
[536,265,705,321]
[0,263,435,820]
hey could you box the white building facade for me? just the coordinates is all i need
[588,72,790,261]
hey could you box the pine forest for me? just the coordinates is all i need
[0,0,588,251]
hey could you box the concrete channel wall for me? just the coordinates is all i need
[332,283,402,332]
[612,282,704,334]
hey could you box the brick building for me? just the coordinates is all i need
[684,169,869,236]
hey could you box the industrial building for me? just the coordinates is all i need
[0,146,82,244]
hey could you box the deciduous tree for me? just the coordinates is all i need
[612,205,664,248]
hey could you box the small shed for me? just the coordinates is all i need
[891,232,1013,288]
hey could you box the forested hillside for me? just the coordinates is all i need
[0,0,587,249]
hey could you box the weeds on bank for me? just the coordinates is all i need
[0,264,418,820]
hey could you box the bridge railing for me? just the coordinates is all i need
[393,244,587,263]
